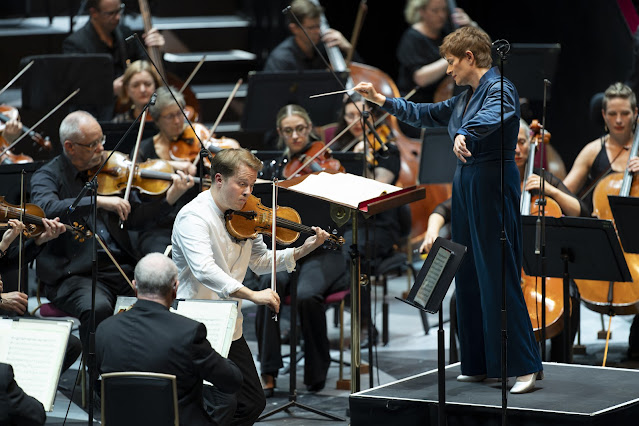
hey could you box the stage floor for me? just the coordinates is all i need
[350,362,639,425]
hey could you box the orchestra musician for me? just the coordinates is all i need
[262,0,355,72]
[62,0,165,98]
[96,253,243,426]
[562,82,639,360]
[112,59,162,123]
[131,86,200,256]
[171,148,331,424]
[0,362,45,426]
[354,26,544,393]
[29,110,193,356]
[396,0,479,137]
[253,104,349,396]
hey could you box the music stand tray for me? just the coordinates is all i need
[521,215,631,362]
[608,195,639,254]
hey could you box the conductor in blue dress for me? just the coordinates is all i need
[354,26,543,394]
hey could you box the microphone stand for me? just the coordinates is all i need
[493,38,510,425]
[126,33,211,193]
[67,97,154,426]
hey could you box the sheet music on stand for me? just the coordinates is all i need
[0,317,72,411]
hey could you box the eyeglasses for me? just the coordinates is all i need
[280,125,309,137]
[344,112,362,122]
[99,3,125,17]
[73,135,106,150]
[160,111,183,121]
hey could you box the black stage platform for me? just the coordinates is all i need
[349,362,639,425]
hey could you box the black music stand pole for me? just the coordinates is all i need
[397,237,466,426]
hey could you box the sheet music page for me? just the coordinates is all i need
[113,296,137,315]
[174,300,238,358]
[414,248,451,308]
[0,319,71,411]
[286,172,401,208]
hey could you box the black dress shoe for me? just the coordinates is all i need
[261,374,275,398]
[306,380,325,392]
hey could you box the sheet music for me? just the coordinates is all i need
[414,248,451,308]
[0,318,71,411]
[173,300,237,358]
[113,296,138,315]
[286,172,401,209]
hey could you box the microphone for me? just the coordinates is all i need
[125,34,136,43]
[281,6,291,14]
[149,92,157,105]
[362,115,388,152]
[492,39,510,54]
[534,216,541,255]
[68,181,93,214]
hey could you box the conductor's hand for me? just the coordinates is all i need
[353,82,386,106]
[419,230,439,255]
[97,196,131,222]
[453,134,472,163]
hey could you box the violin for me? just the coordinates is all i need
[224,194,345,248]
[0,196,92,242]
[283,141,344,179]
[0,105,52,164]
[88,151,208,196]
[169,122,239,165]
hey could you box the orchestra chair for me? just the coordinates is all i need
[31,278,87,407]
[101,371,178,426]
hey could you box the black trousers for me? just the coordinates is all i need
[203,336,265,426]
[255,250,349,387]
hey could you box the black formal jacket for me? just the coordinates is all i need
[0,363,46,426]
[62,21,144,80]
[30,153,174,287]
[96,299,242,426]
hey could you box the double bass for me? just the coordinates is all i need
[313,1,450,250]
[575,126,639,315]
[519,121,567,341]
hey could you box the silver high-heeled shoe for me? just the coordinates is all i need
[456,374,487,383]
[510,371,543,394]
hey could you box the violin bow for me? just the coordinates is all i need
[0,89,80,161]
[17,171,26,294]
[120,108,149,228]
[345,0,367,67]
[285,119,358,180]
[271,179,278,321]
[179,55,207,95]
[95,235,134,289]
[192,78,243,166]
[0,60,33,99]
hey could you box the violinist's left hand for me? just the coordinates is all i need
[35,217,67,246]
[143,27,165,49]
[166,170,196,205]
[3,118,22,144]
[294,226,329,261]
[322,28,351,52]
[627,156,639,173]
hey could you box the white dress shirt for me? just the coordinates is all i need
[172,190,296,340]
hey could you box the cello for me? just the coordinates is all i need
[519,121,567,341]
[575,125,639,316]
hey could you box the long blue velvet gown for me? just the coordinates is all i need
[382,67,542,377]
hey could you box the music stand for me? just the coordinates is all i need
[521,216,632,362]
[397,236,466,426]
[241,70,349,132]
[20,54,114,122]
[418,127,455,184]
[608,195,639,253]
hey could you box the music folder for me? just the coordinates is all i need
[608,195,639,253]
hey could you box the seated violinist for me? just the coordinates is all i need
[254,104,349,395]
[29,110,194,356]
[112,59,162,123]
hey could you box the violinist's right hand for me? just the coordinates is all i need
[97,196,131,222]
[234,287,280,313]
[0,289,28,315]
[1,219,26,251]
[353,82,386,106]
